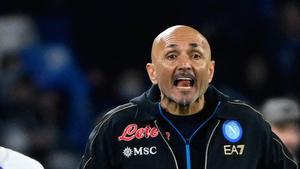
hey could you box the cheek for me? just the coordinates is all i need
[158,71,170,84]
[156,68,173,88]
[196,67,210,81]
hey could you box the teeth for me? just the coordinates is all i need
[177,78,192,81]
[174,77,194,87]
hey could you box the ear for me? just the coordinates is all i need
[208,60,215,83]
[146,63,158,84]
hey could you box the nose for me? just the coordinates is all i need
[177,57,192,72]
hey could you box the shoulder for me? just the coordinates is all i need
[222,100,275,142]
[0,147,44,169]
[224,100,267,127]
[225,99,263,117]
[209,86,264,121]
[96,102,138,126]
[227,99,260,111]
[90,102,138,138]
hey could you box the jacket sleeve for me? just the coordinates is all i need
[78,116,114,169]
[261,120,298,169]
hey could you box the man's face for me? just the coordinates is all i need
[147,26,215,106]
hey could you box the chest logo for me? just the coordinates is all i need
[224,144,245,155]
[123,146,157,158]
[118,124,170,141]
[222,120,243,143]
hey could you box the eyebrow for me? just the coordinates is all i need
[166,44,178,48]
[189,43,199,48]
[166,43,199,48]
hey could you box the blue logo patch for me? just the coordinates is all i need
[222,120,243,143]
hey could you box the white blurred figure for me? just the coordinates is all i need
[0,14,38,58]
[261,98,300,162]
[0,146,44,169]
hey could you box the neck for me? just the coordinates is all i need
[160,96,205,116]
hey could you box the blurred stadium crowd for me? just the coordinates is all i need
[0,0,299,168]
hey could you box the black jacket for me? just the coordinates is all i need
[79,85,298,169]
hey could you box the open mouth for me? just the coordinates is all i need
[174,77,195,88]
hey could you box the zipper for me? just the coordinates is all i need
[185,143,191,169]
[204,120,220,169]
[154,120,179,169]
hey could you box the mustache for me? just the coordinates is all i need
[172,71,196,82]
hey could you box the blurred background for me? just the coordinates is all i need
[0,0,299,168]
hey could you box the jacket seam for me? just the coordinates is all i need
[226,101,263,116]
[272,138,298,168]
[154,120,179,169]
[205,120,220,169]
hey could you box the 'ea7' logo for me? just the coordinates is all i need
[224,145,245,155]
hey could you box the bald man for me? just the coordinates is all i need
[79,25,297,169]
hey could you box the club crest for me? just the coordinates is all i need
[222,120,243,143]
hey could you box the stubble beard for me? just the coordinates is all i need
[178,97,190,111]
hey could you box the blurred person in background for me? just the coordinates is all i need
[261,97,300,162]
[0,14,89,169]
[0,53,66,168]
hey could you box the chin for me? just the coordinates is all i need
[173,97,195,106]
[177,102,191,107]
[163,90,199,105]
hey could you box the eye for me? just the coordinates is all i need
[191,52,202,60]
[166,53,177,60]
